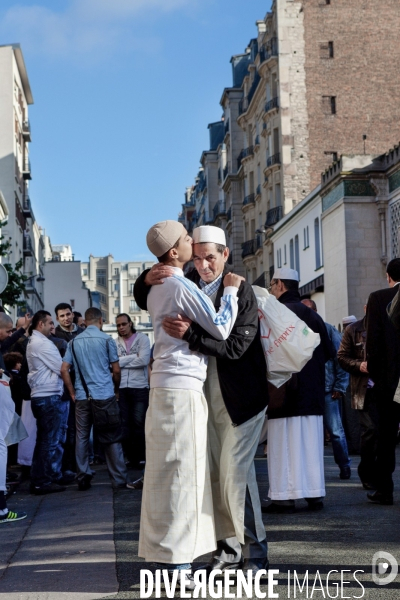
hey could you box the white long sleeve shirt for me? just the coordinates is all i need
[148,267,239,393]
[26,331,63,398]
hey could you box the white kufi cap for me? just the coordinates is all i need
[192,225,226,246]
[272,267,299,281]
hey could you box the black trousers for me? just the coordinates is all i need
[373,390,400,494]
[357,389,379,484]
[119,387,149,464]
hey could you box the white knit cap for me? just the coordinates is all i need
[272,267,299,282]
[192,225,226,246]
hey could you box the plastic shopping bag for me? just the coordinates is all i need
[253,285,320,388]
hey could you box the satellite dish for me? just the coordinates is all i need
[0,264,9,295]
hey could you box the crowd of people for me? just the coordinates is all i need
[1,221,399,589]
[0,303,150,523]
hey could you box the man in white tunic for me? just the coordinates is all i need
[134,225,269,576]
[265,268,333,513]
[138,220,241,579]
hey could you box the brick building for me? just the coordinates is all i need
[179,0,400,287]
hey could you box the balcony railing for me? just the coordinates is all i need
[238,72,261,116]
[246,71,261,107]
[259,37,278,64]
[243,193,255,207]
[265,96,279,113]
[256,184,261,196]
[198,177,207,191]
[23,236,33,256]
[22,120,31,141]
[23,195,33,218]
[265,205,283,227]
[22,158,31,180]
[237,146,254,169]
[242,239,257,259]
[213,201,226,220]
[266,152,281,168]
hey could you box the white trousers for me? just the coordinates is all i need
[0,386,15,492]
[18,400,37,466]
[267,415,325,500]
[205,358,266,545]
[139,387,216,564]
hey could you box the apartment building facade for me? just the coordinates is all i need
[81,256,154,325]
[0,44,45,317]
[180,0,400,288]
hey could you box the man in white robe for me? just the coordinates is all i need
[265,268,333,513]
[138,220,242,582]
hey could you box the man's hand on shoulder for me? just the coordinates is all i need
[144,263,175,286]
[162,315,192,339]
[223,273,245,289]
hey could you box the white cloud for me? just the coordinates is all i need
[0,0,195,61]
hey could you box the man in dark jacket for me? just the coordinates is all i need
[338,311,378,489]
[365,258,400,505]
[134,225,269,577]
[53,303,85,477]
[265,268,333,513]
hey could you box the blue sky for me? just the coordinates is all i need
[0,0,271,261]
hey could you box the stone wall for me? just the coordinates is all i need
[278,0,311,210]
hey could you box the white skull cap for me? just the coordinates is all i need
[192,225,226,246]
[272,267,299,281]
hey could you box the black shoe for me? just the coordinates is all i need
[241,558,269,578]
[31,483,66,495]
[306,500,324,511]
[203,558,243,577]
[54,474,76,486]
[367,491,393,505]
[77,476,92,491]
[262,502,295,514]
[362,481,377,490]
[340,467,351,480]
[126,477,144,490]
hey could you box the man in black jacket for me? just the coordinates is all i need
[53,303,85,477]
[265,268,333,513]
[134,225,269,576]
[365,258,400,505]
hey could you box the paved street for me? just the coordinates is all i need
[1,447,400,599]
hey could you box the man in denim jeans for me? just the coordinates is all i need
[302,299,351,479]
[61,307,133,491]
[26,311,66,495]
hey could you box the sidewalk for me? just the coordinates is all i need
[1,450,400,599]
[0,466,118,600]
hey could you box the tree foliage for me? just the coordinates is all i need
[0,233,27,310]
